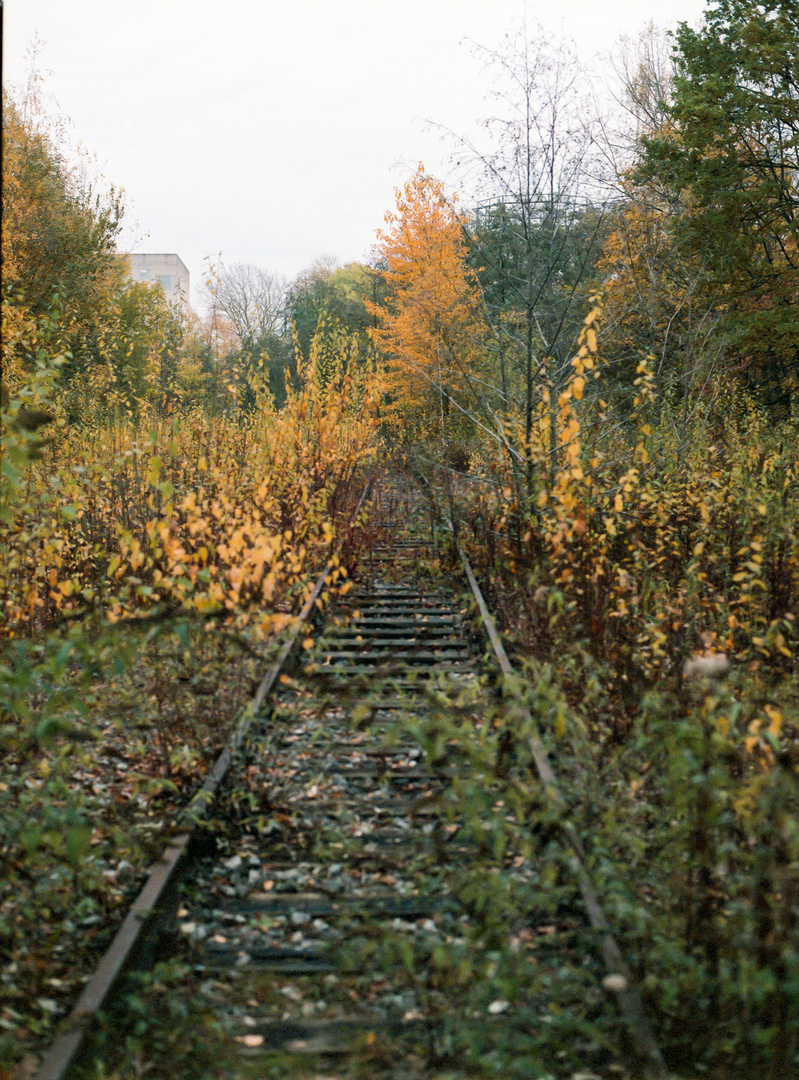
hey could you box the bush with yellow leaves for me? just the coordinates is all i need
[1,315,382,645]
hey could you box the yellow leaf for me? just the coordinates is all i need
[774,633,792,658]
[764,706,782,737]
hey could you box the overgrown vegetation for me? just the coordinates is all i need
[427,320,798,1077]
[2,2,797,1077]
[360,5,798,1075]
[1,77,382,1073]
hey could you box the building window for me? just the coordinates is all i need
[159,275,172,290]
[139,269,149,279]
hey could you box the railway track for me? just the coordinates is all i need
[37,472,670,1080]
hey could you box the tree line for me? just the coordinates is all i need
[4,2,796,450]
[200,1,799,465]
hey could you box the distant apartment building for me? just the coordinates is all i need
[124,253,190,308]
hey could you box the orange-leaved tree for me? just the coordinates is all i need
[368,165,489,443]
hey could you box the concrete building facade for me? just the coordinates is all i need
[125,253,190,308]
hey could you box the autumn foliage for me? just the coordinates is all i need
[3,12,799,1074]
[368,165,488,438]
[446,306,798,1075]
[1,331,380,646]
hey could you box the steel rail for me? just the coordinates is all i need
[35,483,371,1080]
[457,542,674,1080]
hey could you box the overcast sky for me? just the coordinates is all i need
[3,0,708,310]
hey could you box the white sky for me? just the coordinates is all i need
[3,0,708,310]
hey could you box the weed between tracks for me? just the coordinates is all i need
[14,519,798,1080]
[80,659,636,1080]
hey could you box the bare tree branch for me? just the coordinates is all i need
[204,263,287,347]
